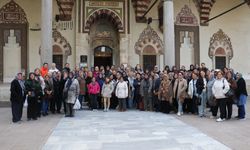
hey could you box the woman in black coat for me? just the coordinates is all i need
[10,73,25,123]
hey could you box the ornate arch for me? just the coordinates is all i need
[209,29,233,60]
[0,0,28,24]
[39,30,72,56]
[84,9,123,32]
[52,30,72,56]
[135,25,163,55]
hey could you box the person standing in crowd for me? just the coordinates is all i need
[235,73,248,120]
[152,73,161,112]
[198,70,207,117]
[133,73,142,110]
[158,74,172,114]
[101,77,114,112]
[140,73,153,111]
[77,70,86,110]
[115,75,128,112]
[127,70,135,109]
[87,77,100,110]
[10,73,25,123]
[43,74,53,116]
[49,63,59,74]
[97,73,105,109]
[188,72,199,114]
[63,72,79,117]
[212,71,230,122]
[40,63,49,78]
[63,63,70,73]
[34,68,45,118]
[226,71,237,119]
[173,72,187,116]
[25,72,40,121]
[206,70,217,118]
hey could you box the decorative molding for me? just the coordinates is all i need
[175,5,198,26]
[0,0,28,24]
[209,29,233,59]
[135,25,163,55]
[132,0,152,22]
[56,0,75,21]
[84,8,123,32]
[39,30,72,56]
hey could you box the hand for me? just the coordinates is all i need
[28,91,31,96]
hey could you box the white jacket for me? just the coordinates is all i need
[212,78,230,99]
[115,81,128,98]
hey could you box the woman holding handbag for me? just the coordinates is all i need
[212,71,230,122]
[225,71,237,119]
[63,72,79,117]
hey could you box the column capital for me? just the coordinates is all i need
[163,0,173,2]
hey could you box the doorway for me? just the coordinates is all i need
[143,55,156,71]
[94,46,112,67]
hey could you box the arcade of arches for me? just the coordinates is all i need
[0,0,250,82]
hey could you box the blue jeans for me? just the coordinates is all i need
[42,99,48,114]
[238,94,247,119]
[78,94,85,108]
[178,98,183,113]
[198,91,207,116]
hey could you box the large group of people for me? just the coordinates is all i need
[10,62,248,123]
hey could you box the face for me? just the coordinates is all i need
[65,63,70,68]
[17,73,22,80]
[30,73,35,80]
[236,74,240,80]
[217,72,223,79]
[227,72,232,79]
[136,73,141,79]
[95,66,99,71]
[105,78,110,83]
[44,63,48,68]
[35,69,40,75]
[92,77,96,82]
[192,73,197,79]
[178,73,183,79]
[200,71,205,77]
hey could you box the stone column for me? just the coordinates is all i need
[163,0,175,67]
[41,0,53,66]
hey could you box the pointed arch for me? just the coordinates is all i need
[0,0,28,24]
[135,25,163,55]
[84,8,123,33]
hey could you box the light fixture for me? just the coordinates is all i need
[101,46,105,52]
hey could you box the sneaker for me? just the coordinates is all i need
[107,108,109,112]
[181,112,184,115]
[216,118,225,122]
[177,112,181,116]
[103,109,106,112]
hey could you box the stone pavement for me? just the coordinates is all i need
[43,110,230,150]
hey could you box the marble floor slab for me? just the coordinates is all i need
[43,110,230,150]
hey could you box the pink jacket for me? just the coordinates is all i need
[87,82,100,94]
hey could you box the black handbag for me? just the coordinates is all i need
[222,79,235,98]
[194,96,201,106]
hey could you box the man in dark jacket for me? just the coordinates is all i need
[10,73,25,123]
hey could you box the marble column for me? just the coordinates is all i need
[41,0,53,66]
[163,0,175,67]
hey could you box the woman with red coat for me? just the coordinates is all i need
[87,77,100,110]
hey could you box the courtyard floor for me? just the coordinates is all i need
[0,103,249,150]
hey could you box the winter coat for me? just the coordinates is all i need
[140,78,152,97]
[212,78,230,99]
[87,82,100,95]
[25,79,43,98]
[102,82,114,98]
[236,78,248,98]
[207,78,215,101]
[158,80,172,102]
[64,78,79,104]
[173,78,187,102]
[115,81,128,98]
[77,76,86,95]
[10,79,25,103]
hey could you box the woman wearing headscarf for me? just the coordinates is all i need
[158,74,172,114]
[235,73,248,120]
[25,72,41,120]
[10,72,25,123]
[63,72,79,117]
